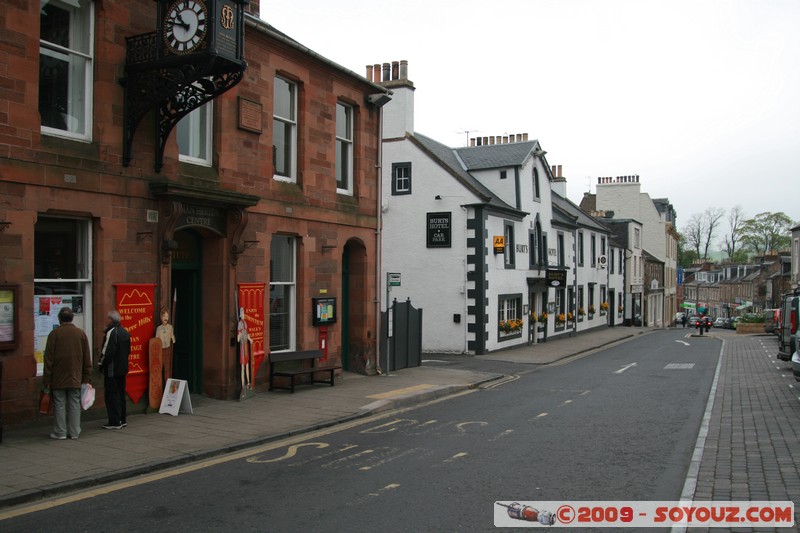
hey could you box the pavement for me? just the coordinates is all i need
[1,325,798,529]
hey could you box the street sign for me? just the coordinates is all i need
[388,273,401,287]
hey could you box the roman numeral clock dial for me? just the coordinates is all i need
[163,0,208,55]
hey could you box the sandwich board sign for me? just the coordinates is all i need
[159,378,193,416]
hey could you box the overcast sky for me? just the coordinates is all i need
[260,0,800,236]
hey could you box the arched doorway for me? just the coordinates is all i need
[171,229,203,393]
[342,240,368,373]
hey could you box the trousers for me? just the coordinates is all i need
[52,388,81,438]
[104,375,127,426]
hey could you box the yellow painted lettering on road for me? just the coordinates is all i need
[247,442,329,464]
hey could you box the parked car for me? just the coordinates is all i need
[792,331,800,382]
[714,317,727,328]
[778,295,798,361]
[674,312,685,326]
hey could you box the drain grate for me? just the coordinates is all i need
[664,363,695,370]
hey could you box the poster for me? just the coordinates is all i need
[0,289,14,344]
[115,284,157,404]
[237,283,266,379]
[33,295,77,376]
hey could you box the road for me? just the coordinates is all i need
[0,329,720,532]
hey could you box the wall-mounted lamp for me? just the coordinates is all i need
[0,221,11,233]
[435,195,442,200]
[366,93,392,107]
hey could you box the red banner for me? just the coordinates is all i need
[238,283,266,380]
[115,284,157,404]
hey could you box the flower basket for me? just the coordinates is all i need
[617,305,623,314]
[578,307,586,317]
[538,312,549,324]
[499,319,524,334]
[600,302,609,313]
[555,313,566,325]
[588,305,596,315]
[567,311,574,321]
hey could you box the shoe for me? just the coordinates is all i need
[121,422,127,428]
[50,433,66,440]
[102,424,123,430]
[69,435,79,440]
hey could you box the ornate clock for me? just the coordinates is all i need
[162,0,209,55]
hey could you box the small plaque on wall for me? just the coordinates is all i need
[238,97,262,133]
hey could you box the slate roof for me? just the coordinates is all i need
[552,192,609,233]
[454,141,539,171]
[410,133,523,215]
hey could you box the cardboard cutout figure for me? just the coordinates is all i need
[237,307,253,399]
[156,307,176,380]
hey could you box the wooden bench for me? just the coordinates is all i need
[268,350,341,393]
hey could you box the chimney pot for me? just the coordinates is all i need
[557,165,562,177]
[503,136,508,144]
[373,64,381,83]
[366,65,374,80]
[382,63,391,82]
[391,61,399,80]
[399,60,408,80]
[470,138,476,147]
[523,133,529,141]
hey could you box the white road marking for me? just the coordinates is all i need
[615,362,637,374]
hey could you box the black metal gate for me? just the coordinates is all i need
[380,298,422,371]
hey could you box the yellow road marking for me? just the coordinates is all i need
[367,384,438,399]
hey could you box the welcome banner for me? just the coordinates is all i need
[237,283,266,379]
[114,284,157,404]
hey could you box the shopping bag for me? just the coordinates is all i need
[39,388,53,414]
[80,383,95,411]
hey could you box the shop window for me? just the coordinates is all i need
[34,216,93,375]
[273,76,297,181]
[178,101,212,165]
[269,235,296,352]
[39,0,94,140]
[336,102,353,194]
[498,294,522,339]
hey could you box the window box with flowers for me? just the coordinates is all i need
[617,305,624,316]
[577,307,586,322]
[600,301,608,315]
[588,304,596,317]
[499,318,524,338]
[555,312,566,330]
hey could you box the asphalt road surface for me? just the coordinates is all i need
[1,330,720,532]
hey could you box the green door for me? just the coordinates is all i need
[171,230,203,393]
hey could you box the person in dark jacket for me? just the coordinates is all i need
[43,306,92,440]
[99,309,131,429]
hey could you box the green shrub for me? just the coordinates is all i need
[738,313,764,323]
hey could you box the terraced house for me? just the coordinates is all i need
[0,0,389,425]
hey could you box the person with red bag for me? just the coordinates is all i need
[43,307,92,440]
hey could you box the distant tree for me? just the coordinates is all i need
[738,212,793,255]
[677,233,699,267]
[723,205,746,261]
[682,208,725,260]
[701,207,725,260]
[682,213,703,258]
[729,248,750,264]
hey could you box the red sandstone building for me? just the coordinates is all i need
[0,0,388,426]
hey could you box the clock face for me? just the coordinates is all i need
[163,0,208,54]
